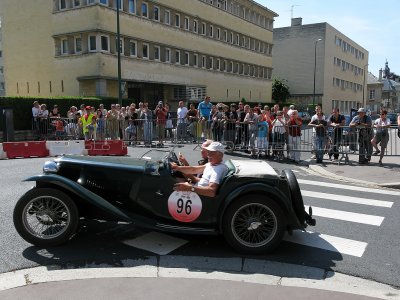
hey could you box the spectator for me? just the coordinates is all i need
[176,100,188,143]
[350,108,373,165]
[225,104,238,148]
[287,104,296,116]
[39,104,49,139]
[309,110,328,164]
[66,112,80,139]
[310,105,326,159]
[187,103,198,142]
[125,118,136,145]
[197,96,213,140]
[235,102,246,148]
[244,105,258,157]
[328,108,346,161]
[164,103,174,142]
[155,101,167,146]
[99,103,108,117]
[271,111,286,161]
[135,102,144,144]
[96,109,106,140]
[262,105,274,158]
[67,106,77,119]
[49,104,60,118]
[32,101,41,138]
[78,104,86,117]
[286,110,302,163]
[106,104,119,140]
[53,117,65,140]
[256,114,269,158]
[371,110,391,165]
[141,102,153,146]
[81,106,96,140]
[211,105,224,142]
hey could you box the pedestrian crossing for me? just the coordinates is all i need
[121,179,398,258]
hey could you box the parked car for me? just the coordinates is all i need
[13,150,315,254]
[298,111,311,123]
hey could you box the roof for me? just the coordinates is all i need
[382,79,400,91]
[367,72,382,85]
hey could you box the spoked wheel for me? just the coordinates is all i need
[13,188,79,246]
[222,196,285,254]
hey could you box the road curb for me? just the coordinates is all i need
[0,256,399,299]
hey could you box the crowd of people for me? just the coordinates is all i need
[31,97,399,165]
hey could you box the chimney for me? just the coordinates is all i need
[379,68,382,81]
[291,18,302,26]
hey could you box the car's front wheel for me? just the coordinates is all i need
[222,196,285,254]
[13,188,79,246]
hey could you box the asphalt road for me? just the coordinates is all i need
[0,144,399,288]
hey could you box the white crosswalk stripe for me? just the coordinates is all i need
[304,205,384,226]
[298,179,400,196]
[302,190,393,208]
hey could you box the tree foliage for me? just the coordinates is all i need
[272,78,290,103]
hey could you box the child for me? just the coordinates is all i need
[256,114,269,158]
[54,117,65,140]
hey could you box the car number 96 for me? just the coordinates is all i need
[168,191,202,222]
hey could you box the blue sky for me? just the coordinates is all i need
[259,0,400,77]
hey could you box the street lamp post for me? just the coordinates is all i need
[312,39,322,106]
[362,64,368,108]
[116,0,122,106]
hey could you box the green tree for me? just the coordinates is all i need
[272,77,290,103]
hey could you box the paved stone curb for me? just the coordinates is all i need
[0,256,399,299]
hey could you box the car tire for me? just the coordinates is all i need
[13,188,79,247]
[222,196,285,254]
[282,169,306,224]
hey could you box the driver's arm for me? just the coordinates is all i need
[171,164,206,175]
[173,182,219,198]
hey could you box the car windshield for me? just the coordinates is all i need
[140,149,171,162]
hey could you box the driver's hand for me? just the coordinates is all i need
[173,182,191,192]
[170,162,179,170]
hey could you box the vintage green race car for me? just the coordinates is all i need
[13,149,315,254]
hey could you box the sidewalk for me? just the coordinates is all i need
[304,153,400,189]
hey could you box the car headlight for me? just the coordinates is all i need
[43,161,59,174]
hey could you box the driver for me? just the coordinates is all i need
[173,142,228,197]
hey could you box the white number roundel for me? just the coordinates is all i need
[168,191,202,222]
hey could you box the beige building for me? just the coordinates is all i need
[366,72,384,113]
[0,0,277,105]
[273,18,369,115]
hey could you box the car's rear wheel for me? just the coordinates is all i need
[222,196,285,254]
[13,188,79,246]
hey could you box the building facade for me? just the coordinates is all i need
[0,0,277,105]
[273,18,369,115]
[365,72,383,113]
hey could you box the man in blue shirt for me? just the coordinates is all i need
[197,96,212,140]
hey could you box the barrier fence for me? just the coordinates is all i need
[26,117,400,161]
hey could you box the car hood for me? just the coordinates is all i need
[55,155,156,173]
[230,159,278,178]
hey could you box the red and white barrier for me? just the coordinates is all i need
[46,140,86,156]
[85,140,127,156]
[2,141,49,159]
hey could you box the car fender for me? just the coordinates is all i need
[218,182,296,232]
[24,174,131,222]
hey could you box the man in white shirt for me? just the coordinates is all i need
[176,100,188,142]
[173,142,228,197]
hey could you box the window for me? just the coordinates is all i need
[202,56,206,68]
[229,61,233,73]
[0,83,4,91]
[230,32,233,44]
[142,43,149,59]
[201,23,206,35]
[236,34,239,45]
[89,35,97,51]
[100,35,109,51]
[141,2,148,18]
[209,25,213,37]
[193,20,198,33]
[59,0,67,10]
[223,30,227,41]
[0,67,3,74]
[216,59,220,70]
[209,57,214,69]
[193,54,198,67]
[115,38,124,54]
[165,48,171,62]
[129,40,137,56]
[216,28,220,39]
[128,0,136,13]
[175,14,180,27]
[369,89,376,100]
[88,0,95,4]
[99,0,108,5]
[164,10,170,25]
[114,0,123,10]
[154,6,159,21]
[184,52,189,65]
[184,17,189,30]
[154,46,160,61]
[74,37,82,53]
[61,38,68,55]
[175,50,180,64]
[73,0,80,8]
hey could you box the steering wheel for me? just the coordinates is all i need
[168,152,185,177]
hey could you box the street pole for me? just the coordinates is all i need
[362,64,368,108]
[117,0,122,106]
[312,39,322,107]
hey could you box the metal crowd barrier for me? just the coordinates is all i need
[31,117,400,163]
